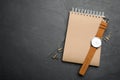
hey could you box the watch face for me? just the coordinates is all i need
[91,37,102,48]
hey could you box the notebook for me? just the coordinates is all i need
[62,8,105,66]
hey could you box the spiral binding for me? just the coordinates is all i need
[71,7,105,18]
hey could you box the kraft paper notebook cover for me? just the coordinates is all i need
[62,8,104,66]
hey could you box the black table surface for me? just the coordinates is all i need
[0,0,120,80]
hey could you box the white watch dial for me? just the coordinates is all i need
[91,37,102,48]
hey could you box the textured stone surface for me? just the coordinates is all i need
[0,0,120,80]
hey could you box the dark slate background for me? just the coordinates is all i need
[0,0,120,80]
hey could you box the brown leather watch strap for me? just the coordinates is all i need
[79,20,108,76]
[96,21,108,38]
[79,46,96,75]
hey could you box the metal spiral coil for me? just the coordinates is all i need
[71,7,105,18]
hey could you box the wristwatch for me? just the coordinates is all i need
[79,19,108,76]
